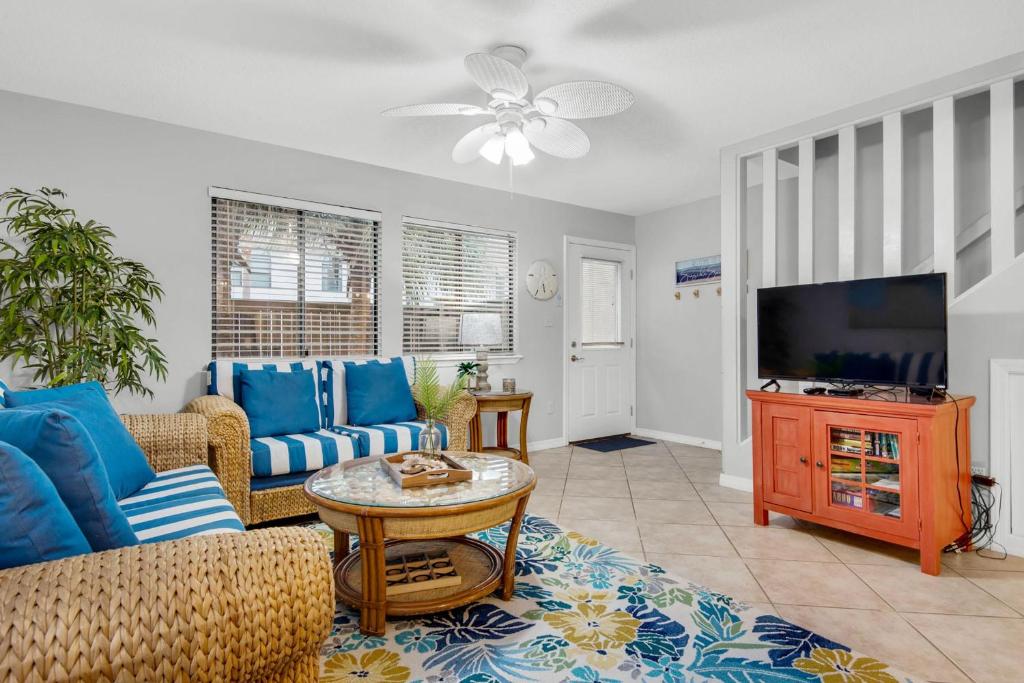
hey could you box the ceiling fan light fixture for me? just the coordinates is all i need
[510,145,534,166]
[385,46,634,166]
[479,134,506,164]
[505,127,534,165]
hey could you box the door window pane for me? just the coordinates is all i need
[581,258,621,345]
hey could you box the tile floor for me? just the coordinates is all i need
[528,439,1024,683]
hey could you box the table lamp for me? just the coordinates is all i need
[459,312,502,392]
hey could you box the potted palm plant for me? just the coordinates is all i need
[412,358,467,456]
[0,187,167,395]
[456,360,480,390]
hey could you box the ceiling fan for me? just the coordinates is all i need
[382,45,635,166]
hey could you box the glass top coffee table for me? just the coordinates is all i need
[304,451,536,636]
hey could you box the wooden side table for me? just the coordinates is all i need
[469,391,532,464]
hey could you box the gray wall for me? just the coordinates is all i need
[0,90,634,444]
[635,196,722,444]
[948,310,1024,470]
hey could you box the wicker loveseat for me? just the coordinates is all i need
[0,412,334,682]
[184,357,477,526]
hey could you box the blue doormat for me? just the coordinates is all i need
[574,435,656,452]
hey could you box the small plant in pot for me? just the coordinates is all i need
[412,358,467,456]
[0,187,167,396]
[456,360,480,390]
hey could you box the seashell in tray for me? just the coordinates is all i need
[401,453,446,471]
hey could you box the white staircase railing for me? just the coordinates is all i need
[910,185,1024,276]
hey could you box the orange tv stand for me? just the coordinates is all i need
[747,389,974,575]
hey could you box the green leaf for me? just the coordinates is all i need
[0,187,166,396]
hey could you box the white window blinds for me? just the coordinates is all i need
[581,257,622,345]
[402,218,516,354]
[211,191,380,358]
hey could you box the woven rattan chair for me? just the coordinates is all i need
[184,390,477,526]
[0,412,334,682]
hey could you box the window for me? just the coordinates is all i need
[580,257,622,345]
[211,188,380,358]
[402,218,516,354]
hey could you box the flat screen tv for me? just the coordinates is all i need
[757,273,948,389]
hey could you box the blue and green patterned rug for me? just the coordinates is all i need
[308,515,917,682]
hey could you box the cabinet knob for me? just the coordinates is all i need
[799,456,808,464]
[816,461,824,468]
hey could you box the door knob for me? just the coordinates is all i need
[799,456,808,464]
[570,354,585,362]
[816,461,824,468]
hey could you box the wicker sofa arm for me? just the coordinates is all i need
[415,390,476,451]
[121,412,209,473]
[0,527,332,682]
[183,394,252,525]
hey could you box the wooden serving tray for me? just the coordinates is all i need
[384,548,462,596]
[381,452,472,488]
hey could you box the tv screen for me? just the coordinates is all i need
[757,273,948,388]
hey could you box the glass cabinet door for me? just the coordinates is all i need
[815,413,917,537]
[826,426,902,519]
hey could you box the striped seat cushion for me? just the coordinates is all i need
[332,420,448,457]
[250,429,359,477]
[118,465,244,543]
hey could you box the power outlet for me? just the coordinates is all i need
[970,465,988,476]
[545,400,554,414]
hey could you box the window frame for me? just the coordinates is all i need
[400,216,518,358]
[580,256,625,348]
[209,187,381,359]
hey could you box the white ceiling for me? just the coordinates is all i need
[2,1,1023,216]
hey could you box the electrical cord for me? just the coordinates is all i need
[863,385,899,402]
[936,388,1006,558]
[944,478,1007,558]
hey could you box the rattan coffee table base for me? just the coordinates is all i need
[335,537,503,617]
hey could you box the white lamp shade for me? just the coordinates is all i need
[459,312,503,347]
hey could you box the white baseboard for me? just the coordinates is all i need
[528,437,568,451]
[718,472,754,492]
[633,428,722,451]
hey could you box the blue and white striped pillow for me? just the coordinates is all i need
[322,356,415,428]
[0,378,8,408]
[206,360,327,427]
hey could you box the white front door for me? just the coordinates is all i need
[566,238,635,442]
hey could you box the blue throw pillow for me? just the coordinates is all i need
[0,378,8,407]
[240,368,322,438]
[0,440,91,569]
[4,381,156,499]
[0,408,138,551]
[343,358,417,427]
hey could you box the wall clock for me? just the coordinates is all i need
[526,260,558,300]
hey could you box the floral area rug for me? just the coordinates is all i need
[307,515,917,682]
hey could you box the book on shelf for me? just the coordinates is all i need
[869,477,900,490]
[867,432,900,458]
[870,501,901,518]
[831,487,864,509]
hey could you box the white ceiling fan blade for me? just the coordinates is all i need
[523,117,590,158]
[382,103,487,117]
[533,81,635,119]
[464,53,529,100]
[452,123,500,163]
